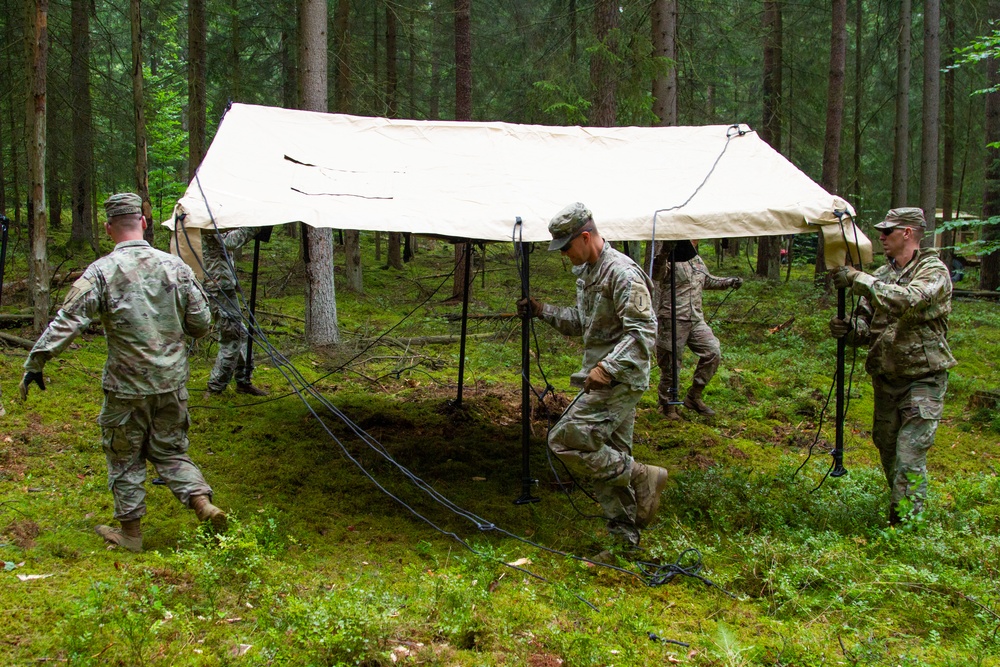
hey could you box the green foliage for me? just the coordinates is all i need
[3,243,1000,666]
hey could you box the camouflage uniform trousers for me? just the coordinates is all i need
[656,319,721,406]
[548,383,642,545]
[871,370,948,515]
[98,387,213,521]
[207,287,250,391]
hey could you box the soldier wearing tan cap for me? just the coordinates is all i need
[518,202,668,553]
[20,193,228,551]
[829,207,956,525]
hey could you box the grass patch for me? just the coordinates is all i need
[1,234,998,665]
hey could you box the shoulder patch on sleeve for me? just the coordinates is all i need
[627,280,652,316]
[63,275,96,308]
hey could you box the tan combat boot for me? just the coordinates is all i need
[660,404,682,421]
[683,387,716,416]
[95,518,143,553]
[191,495,228,533]
[631,461,669,528]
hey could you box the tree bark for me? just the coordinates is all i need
[388,232,403,269]
[590,0,619,127]
[188,0,207,178]
[70,0,94,250]
[939,6,955,266]
[981,0,1000,291]
[343,229,363,292]
[28,0,49,333]
[919,0,940,246]
[892,0,912,207]
[850,0,862,203]
[229,0,241,101]
[334,0,350,112]
[299,0,340,345]
[132,0,153,244]
[385,0,398,118]
[757,0,782,280]
[451,0,471,300]
[651,0,677,126]
[817,0,847,276]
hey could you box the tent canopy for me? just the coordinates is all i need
[172,103,871,267]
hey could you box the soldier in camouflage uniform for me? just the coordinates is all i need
[20,193,227,552]
[653,240,742,419]
[829,207,956,525]
[201,227,268,396]
[518,203,668,549]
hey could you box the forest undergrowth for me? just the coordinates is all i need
[1,229,998,666]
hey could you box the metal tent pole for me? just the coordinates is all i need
[515,232,539,505]
[242,234,263,384]
[831,286,848,477]
[455,240,473,407]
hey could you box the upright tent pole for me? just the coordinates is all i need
[515,223,539,505]
[455,239,473,407]
[831,288,848,478]
[669,246,680,405]
[242,235,263,384]
[830,208,850,479]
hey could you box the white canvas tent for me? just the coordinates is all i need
[170,103,871,268]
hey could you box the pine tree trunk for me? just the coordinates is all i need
[919,0,940,246]
[28,0,49,333]
[817,0,847,276]
[385,1,397,118]
[892,0,912,207]
[188,0,207,178]
[757,0,782,280]
[651,0,677,127]
[299,0,340,345]
[334,0,350,112]
[451,0,471,300]
[590,0,619,127]
[70,0,93,250]
[939,7,955,267]
[388,232,402,269]
[343,229,363,293]
[981,0,1000,291]
[131,0,153,244]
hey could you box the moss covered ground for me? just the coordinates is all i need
[1,231,998,666]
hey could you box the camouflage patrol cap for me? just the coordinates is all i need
[547,202,595,251]
[104,193,143,219]
[874,207,925,230]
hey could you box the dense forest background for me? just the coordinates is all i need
[1,0,999,321]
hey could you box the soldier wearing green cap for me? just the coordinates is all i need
[201,226,269,397]
[828,206,956,525]
[518,202,668,551]
[20,193,228,552]
[652,239,743,420]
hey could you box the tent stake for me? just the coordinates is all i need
[515,235,540,505]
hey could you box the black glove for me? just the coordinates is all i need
[516,297,543,318]
[729,277,743,289]
[19,371,46,400]
[831,266,860,289]
[828,317,852,339]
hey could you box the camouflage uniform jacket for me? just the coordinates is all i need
[846,247,956,379]
[201,227,256,291]
[540,243,657,390]
[653,254,731,323]
[25,240,213,397]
